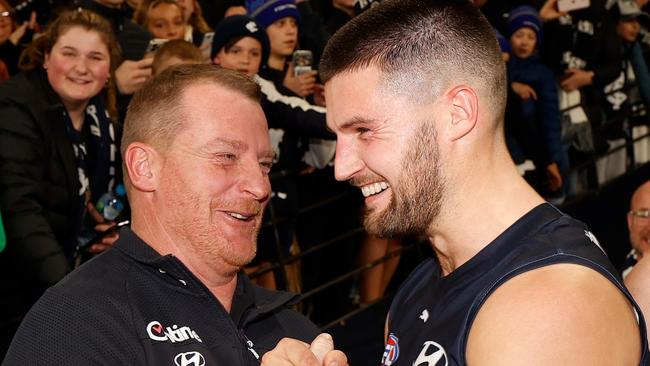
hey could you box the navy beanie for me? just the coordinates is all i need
[211,15,270,63]
[246,0,300,28]
[507,5,543,45]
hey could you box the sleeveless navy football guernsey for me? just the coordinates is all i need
[382,203,649,366]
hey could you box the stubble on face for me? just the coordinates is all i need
[363,121,445,238]
[159,148,263,273]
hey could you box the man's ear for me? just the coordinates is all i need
[447,85,479,141]
[212,54,221,65]
[124,142,160,192]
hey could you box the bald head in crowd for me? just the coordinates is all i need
[628,180,650,257]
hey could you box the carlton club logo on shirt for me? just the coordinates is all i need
[146,321,203,343]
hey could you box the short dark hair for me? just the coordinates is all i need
[320,0,506,123]
[122,64,261,190]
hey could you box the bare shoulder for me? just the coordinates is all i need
[625,255,650,334]
[466,263,642,366]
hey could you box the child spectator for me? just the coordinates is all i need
[134,0,186,40]
[247,0,319,99]
[151,38,203,75]
[211,15,334,291]
[505,5,566,198]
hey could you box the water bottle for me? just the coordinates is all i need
[96,184,126,221]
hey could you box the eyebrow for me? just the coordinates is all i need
[202,137,275,159]
[203,137,247,151]
[338,116,379,131]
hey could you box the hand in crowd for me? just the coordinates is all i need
[511,82,537,101]
[284,64,318,98]
[561,68,594,92]
[115,58,153,95]
[87,202,119,253]
[546,162,563,192]
[8,11,37,46]
[540,0,568,22]
[261,333,348,366]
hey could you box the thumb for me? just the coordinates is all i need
[310,333,334,363]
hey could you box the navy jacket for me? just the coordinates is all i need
[3,228,320,365]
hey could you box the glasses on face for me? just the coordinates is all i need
[0,11,11,26]
[629,208,650,219]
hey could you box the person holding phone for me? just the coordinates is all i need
[211,15,335,291]
[0,9,123,354]
[247,0,319,98]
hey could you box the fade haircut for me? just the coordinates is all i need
[121,64,261,190]
[320,0,507,125]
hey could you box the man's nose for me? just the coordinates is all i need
[334,139,363,182]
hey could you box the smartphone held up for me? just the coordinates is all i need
[292,50,313,77]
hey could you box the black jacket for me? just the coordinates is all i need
[0,70,84,303]
[3,227,320,365]
[0,69,120,326]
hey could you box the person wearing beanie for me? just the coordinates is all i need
[505,5,567,202]
[211,15,335,292]
[210,14,270,76]
[246,0,319,99]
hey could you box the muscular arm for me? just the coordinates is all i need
[466,264,642,365]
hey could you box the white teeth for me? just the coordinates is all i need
[228,212,249,220]
[360,182,390,198]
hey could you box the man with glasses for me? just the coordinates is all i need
[625,180,650,340]
[623,180,650,277]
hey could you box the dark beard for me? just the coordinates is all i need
[364,121,444,237]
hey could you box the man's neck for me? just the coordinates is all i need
[131,210,239,311]
[427,148,544,276]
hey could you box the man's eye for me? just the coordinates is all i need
[357,127,370,135]
[260,161,273,174]
[215,153,237,162]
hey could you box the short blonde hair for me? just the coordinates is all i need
[121,64,261,191]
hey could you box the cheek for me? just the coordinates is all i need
[46,58,71,82]
[91,62,111,82]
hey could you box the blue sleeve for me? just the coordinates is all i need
[534,64,563,164]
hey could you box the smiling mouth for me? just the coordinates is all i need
[226,211,257,221]
[67,77,91,84]
[360,182,390,198]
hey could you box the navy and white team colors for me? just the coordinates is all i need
[3,228,319,365]
[382,204,649,366]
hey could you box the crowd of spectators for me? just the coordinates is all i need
[1,0,650,357]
